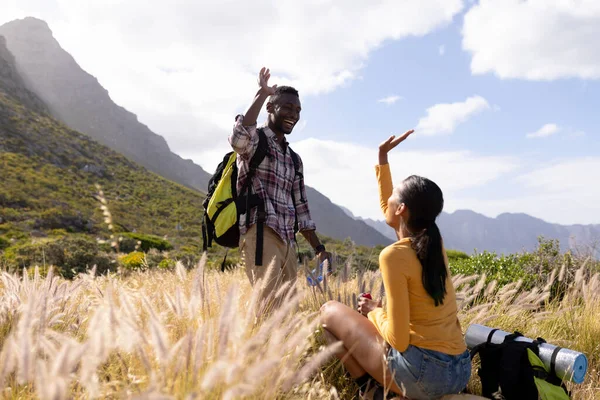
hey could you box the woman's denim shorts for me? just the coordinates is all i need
[387,344,471,399]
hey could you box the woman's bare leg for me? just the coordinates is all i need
[320,300,404,395]
[321,327,367,378]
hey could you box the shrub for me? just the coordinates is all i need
[53,236,113,278]
[1,236,113,278]
[120,232,173,252]
[33,208,90,232]
[0,236,9,250]
[119,251,146,271]
[145,249,166,268]
[446,249,470,262]
[0,223,11,234]
[48,228,68,237]
[206,252,241,271]
[172,246,201,267]
[447,237,586,294]
[449,250,535,288]
[25,264,55,278]
[158,258,176,270]
[0,224,27,240]
[116,235,139,253]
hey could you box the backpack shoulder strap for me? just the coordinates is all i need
[288,146,302,178]
[249,128,269,172]
[243,128,270,267]
[288,146,305,201]
[240,128,269,195]
[470,328,499,360]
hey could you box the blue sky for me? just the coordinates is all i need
[2,0,599,225]
[309,27,597,155]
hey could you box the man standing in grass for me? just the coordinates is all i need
[229,67,331,302]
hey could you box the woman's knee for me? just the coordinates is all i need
[320,300,344,325]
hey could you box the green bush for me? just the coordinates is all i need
[446,249,470,262]
[449,250,535,288]
[0,224,27,240]
[48,228,69,237]
[1,236,113,278]
[0,223,11,234]
[206,252,241,271]
[54,236,113,278]
[144,249,166,268]
[2,241,44,271]
[0,236,9,250]
[527,237,562,275]
[25,264,55,278]
[33,207,90,232]
[172,245,201,267]
[116,235,139,253]
[448,237,579,292]
[119,251,145,271]
[120,232,173,252]
[158,258,176,270]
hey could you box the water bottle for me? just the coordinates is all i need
[306,259,326,286]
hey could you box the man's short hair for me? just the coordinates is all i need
[270,86,299,103]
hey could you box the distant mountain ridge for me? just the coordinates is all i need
[0,17,392,247]
[439,210,600,254]
[353,209,600,255]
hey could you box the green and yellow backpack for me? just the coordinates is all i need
[201,128,301,268]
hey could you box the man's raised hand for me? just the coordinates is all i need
[258,67,277,96]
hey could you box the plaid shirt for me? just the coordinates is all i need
[229,115,316,244]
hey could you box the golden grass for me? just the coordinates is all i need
[0,257,598,399]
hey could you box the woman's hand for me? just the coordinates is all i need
[357,296,382,317]
[378,129,414,165]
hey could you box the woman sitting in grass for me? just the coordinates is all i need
[320,130,471,399]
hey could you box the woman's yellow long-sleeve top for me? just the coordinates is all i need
[367,164,466,355]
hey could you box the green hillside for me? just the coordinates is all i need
[0,87,209,270]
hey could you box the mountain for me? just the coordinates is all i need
[444,210,600,254]
[362,218,397,241]
[335,204,399,242]
[0,35,47,114]
[0,35,205,245]
[0,17,212,192]
[363,209,600,255]
[338,205,356,219]
[0,17,392,247]
[304,187,392,247]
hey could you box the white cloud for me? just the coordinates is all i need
[516,158,600,195]
[0,0,464,156]
[289,138,518,220]
[415,95,490,136]
[526,123,560,139]
[439,45,445,55]
[377,95,402,105]
[462,0,600,80]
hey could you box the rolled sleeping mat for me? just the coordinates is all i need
[465,324,588,384]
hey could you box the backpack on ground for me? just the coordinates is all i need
[201,128,302,270]
[469,331,570,400]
